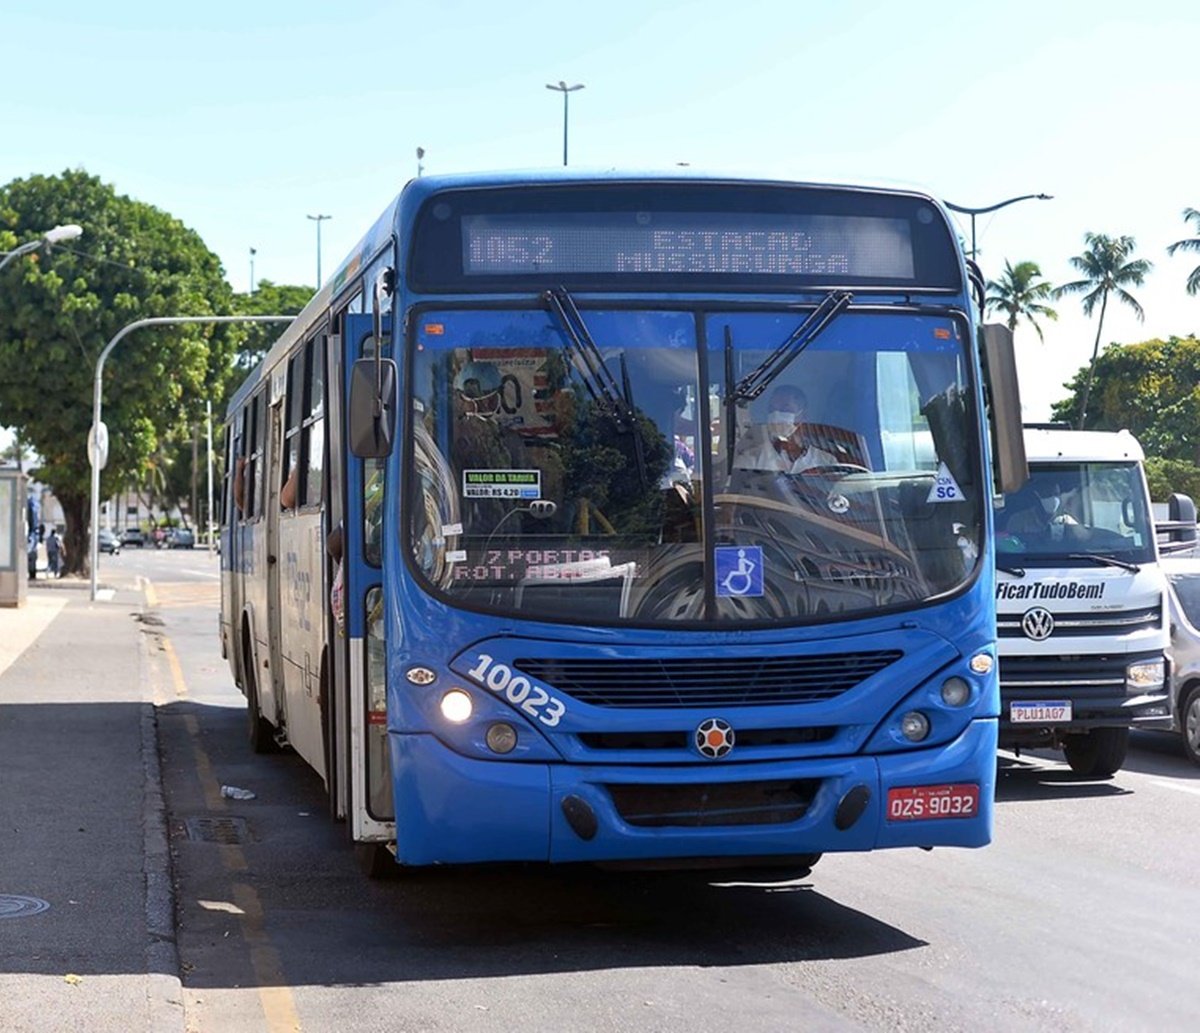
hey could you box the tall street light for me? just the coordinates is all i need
[0,224,83,273]
[943,194,1053,261]
[307,213,331,287]
[416,147,425,177]
[249,246,257,293]
[545,81,584,166]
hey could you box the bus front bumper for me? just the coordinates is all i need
[389,718,997,867]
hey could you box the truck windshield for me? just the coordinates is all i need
[407,306,983,625]
[995,462,1156,567]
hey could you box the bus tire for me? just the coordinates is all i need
[1181,683,1200,767]
[1063,727,1128,778]
[355,842,397,879]
[242,627,277,755]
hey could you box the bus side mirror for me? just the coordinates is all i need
[348,357,397,458]
[980,323,1028,494]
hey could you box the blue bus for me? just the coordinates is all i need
[220,170,1026,876]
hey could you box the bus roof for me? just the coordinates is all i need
[226,169,958,417]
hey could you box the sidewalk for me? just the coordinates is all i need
[0,575,181,1033]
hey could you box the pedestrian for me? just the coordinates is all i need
[27,532,38,580]
[45,527,64,578]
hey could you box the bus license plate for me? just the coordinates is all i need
[1010,701,1072,723]
[887,783,979,821]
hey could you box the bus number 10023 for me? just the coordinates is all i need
[465,653,567,727]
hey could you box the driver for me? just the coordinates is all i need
[735,385,838,473]
[1003,479,1081,542]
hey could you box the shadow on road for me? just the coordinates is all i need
[994,753,1133,803]
[157,699,929,991]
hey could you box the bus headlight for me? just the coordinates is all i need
[900,711,931,742]
[969,652,994,675]
[940,677,971,707]
[439,689,474,723]
[485,722,518,754]
[1125,659,1165,693]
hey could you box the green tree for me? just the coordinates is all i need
[985,260,1058,342]
[0,169,237,574]
[1054,233,1152,430]
[224,279,313,398]
[1166,207,1200,295]
[1050,335,1200,464]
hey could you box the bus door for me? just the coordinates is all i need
[264,371,287,728]
[342,312,395,843]
[324,328,349,821]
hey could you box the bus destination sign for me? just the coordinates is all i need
[461,211,915,279]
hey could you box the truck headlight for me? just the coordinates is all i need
[1125,659,1165,693]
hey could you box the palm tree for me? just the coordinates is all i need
[985,260,1058,342]
[1054,233,1152,429]
[1166,207,1200,295]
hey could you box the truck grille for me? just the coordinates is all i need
[997,604,1160,639]
[514,651,901,708]
[999,654,1130,694]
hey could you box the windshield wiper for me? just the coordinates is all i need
[1068,553,1141,574]
[722,291,852,473]
[729,290,853,404]
[544,288,635,428]
[997,563,1026,577]
[543,287,647,486]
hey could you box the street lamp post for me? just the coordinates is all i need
[249,247,256,293]
[943,194,1052,261]
[545,81,584,166]
[416,147,425,177]
[0,224,83,273]
[306,214,331,287]
[89,315,294,601]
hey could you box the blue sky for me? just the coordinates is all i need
[4,0,1199,427]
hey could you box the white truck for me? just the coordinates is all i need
[995,426,1177,777]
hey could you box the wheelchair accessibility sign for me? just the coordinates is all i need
[715,545,764,598]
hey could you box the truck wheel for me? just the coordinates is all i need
[1063,727,1128,778]
[1182,684,1200,767]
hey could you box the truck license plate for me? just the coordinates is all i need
[886,783,980,821]
[1010,701,1072,723]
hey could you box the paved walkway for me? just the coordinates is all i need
[0,576,181,1033]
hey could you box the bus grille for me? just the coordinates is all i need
[513,652,901,708]
[607,780,819,827]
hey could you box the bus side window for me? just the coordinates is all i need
[282,350,304,511]
[303,337,325,508]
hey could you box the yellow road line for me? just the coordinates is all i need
[158,632,301,1032]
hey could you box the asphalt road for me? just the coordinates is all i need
[130,548,1200,1033]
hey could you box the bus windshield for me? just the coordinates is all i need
[408,305,982,625]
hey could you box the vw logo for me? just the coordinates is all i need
[1021,607,1055,641]
[695,718,735,759]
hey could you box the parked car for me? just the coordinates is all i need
[1164,555,1200,766]
[98,528,121,555]
[120,527,146,548]
[166,527,195,549]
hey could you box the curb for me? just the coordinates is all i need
[140,620,185,1031]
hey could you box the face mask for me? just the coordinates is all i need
[767,410,797,438]
[1040,495,1061,516]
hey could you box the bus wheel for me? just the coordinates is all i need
[355,842,397,879]
[242,631,277,755]
[1063,727,1128,778]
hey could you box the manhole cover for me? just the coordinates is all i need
[0,895,51,919]
[184,816,250,845]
